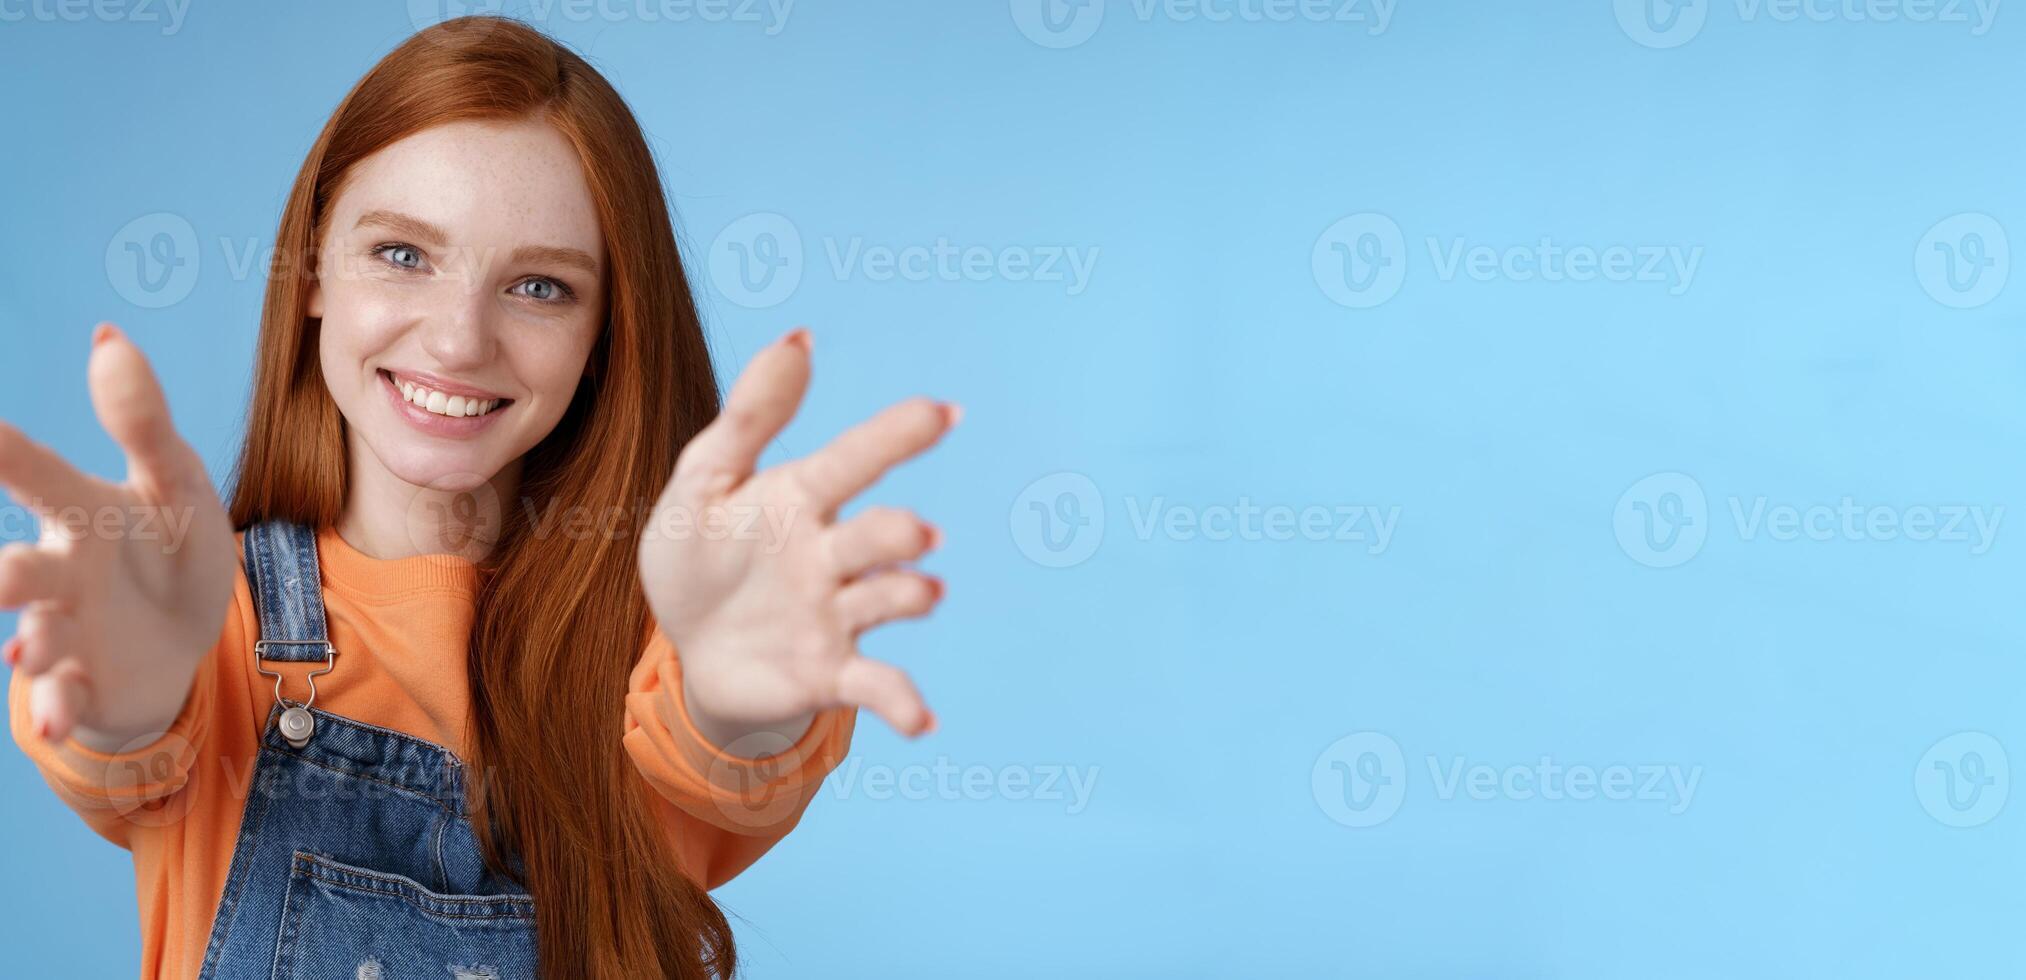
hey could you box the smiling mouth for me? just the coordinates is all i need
[379,369,512,419]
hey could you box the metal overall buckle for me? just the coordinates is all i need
[254,640,336,749]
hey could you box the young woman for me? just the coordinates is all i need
[1,16,950,979]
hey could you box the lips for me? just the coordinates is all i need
[399,380,499,418]
[378,369,513,434]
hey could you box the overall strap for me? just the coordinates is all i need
[242,521,335,748]
[242,520,333,662]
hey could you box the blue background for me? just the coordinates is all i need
[3,1,2022,976]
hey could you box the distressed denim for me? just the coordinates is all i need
[196,521,537,979]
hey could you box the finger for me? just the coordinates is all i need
[0,542,78,609]
[11,606,79,675]
[793,397,958,513]
[835,571,944,634]
[0,420,101,516]
[672,329,812,496]
[825,507,940,579]
[28,660,90,743]
[88,323,203,496]
[834,655,933,737]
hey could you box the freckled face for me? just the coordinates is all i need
[309,118,606,493]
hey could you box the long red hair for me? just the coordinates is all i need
[226,17,732,977]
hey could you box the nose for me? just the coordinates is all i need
[416,281,497,371]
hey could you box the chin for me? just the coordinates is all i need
[374,438,507,493]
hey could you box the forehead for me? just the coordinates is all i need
[331,118,604,259]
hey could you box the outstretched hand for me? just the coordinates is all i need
[637,329,956,747]
[0,324,236,750]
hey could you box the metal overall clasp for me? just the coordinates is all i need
[254,640,336,749]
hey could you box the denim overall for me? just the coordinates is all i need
[195,522,539,979]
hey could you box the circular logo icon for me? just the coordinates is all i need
[99,730,198,829]
[1313,213,1406,309]
[1313,731,1406,828]
[1614,471,1708,568]
[404,471,505,563]
[1010,0,1105,49]
[105,212,200,309]
[1915,731,2008,828]
[1010,471,1104,568]
[709,212,804,309]
[706,730,806,831]
[1614,0,1707,49]
[1915,213,2009,309]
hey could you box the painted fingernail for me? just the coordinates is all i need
[784,328,812,351]
[93,323,117,347]
[919,710,938,736]
[35,717,52,741]
[941,402,964,427]
[3,638,20,667]
[928,576,946,600]
[925,524,944,551]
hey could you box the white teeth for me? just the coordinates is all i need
[391,374,502,418]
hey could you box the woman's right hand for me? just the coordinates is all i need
[0,323,236,752]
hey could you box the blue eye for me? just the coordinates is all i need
[373,243,426,271]
[511,277,573,303]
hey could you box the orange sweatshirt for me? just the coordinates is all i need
[6,526,853,979]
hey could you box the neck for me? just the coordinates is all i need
[336,437,521,562]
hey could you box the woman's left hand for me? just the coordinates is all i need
[638,328,956,751]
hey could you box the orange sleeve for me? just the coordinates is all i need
[621,627,854,889]
[6,595,239,852]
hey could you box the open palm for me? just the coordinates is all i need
[638,329,955,742]
[0,324,236,750]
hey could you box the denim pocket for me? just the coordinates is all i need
[269,851,537,980]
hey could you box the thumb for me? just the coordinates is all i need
[87,323,198,493]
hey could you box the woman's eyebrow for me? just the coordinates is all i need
[510,244,599,276]
[354,208,448,245]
